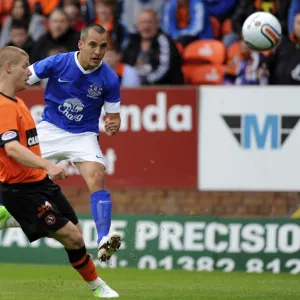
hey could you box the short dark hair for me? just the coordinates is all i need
[80,24,106,40]
[11,19,29,31]
[12,0,31,21]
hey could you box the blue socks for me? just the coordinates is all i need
[90,190,112,244]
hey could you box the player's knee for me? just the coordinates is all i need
[87,170,105,191]
[65,230,84,250]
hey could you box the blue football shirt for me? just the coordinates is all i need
[28,51,121,134]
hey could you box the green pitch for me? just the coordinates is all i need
[0,264,300,300]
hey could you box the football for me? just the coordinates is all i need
[242,11,282,51]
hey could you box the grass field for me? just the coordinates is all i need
[0,264,300,300]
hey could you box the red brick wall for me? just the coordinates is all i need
[62,188,300,217]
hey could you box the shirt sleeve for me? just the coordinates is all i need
[104,76,121,113]
[27,54,56,85]
[0,104,20,147]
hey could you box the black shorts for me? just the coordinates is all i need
[0,176,79,243]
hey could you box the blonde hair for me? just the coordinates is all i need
[0,46,28,69]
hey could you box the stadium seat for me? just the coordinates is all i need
[182,64,225,85]
[227,41,241,60]
[183,40,226,65]
[182,65,195,84]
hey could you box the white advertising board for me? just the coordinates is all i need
[199,86,300,191]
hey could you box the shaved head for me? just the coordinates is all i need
[0,46,28,69]
[0,46,31,94]
[80,24,106,41]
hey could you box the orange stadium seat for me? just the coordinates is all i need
[227,41,241,59]
[183,40,226,65]
[183,64,225,85]
[182,64,195,84]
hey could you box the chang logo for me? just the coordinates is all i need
[58,98,84,122]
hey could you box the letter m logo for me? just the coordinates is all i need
[222,115,300,150]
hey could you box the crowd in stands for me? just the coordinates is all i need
[0,0,299,86]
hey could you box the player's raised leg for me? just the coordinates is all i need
[75,161,121,262]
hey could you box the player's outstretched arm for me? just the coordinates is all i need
[4,141,68,180]
[105,113,121,136]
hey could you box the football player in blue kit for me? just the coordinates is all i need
[0,24,122,263]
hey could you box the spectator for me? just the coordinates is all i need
[82,0,123,24]
[162,0,214,47]
[204,0,238,47]
[231,0,290,37]
[0,0,46,48]
[0,0,14,26]
[30,8,80,63]
[224,39,265,85]
[95,0,128,50]
[122,0,164,33]
[204,0,236,20]
[122,10,184,85]
[63,0,86,32]
[103,42,141,87]
[5,20,34,60]
[262,12,300,85]
[81,0,97,24]
[289,0,300,34]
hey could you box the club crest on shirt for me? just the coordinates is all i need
[87,83,102,99]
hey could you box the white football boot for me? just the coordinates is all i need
[93,282,119,298]
[98,232,121,262]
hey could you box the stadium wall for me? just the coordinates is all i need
[18,86,300,218]
[62,188,299,217]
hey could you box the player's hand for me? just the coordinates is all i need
[45,162,68,180]
[105,117,118,136]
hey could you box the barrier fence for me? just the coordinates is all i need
[1,214,300,274]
